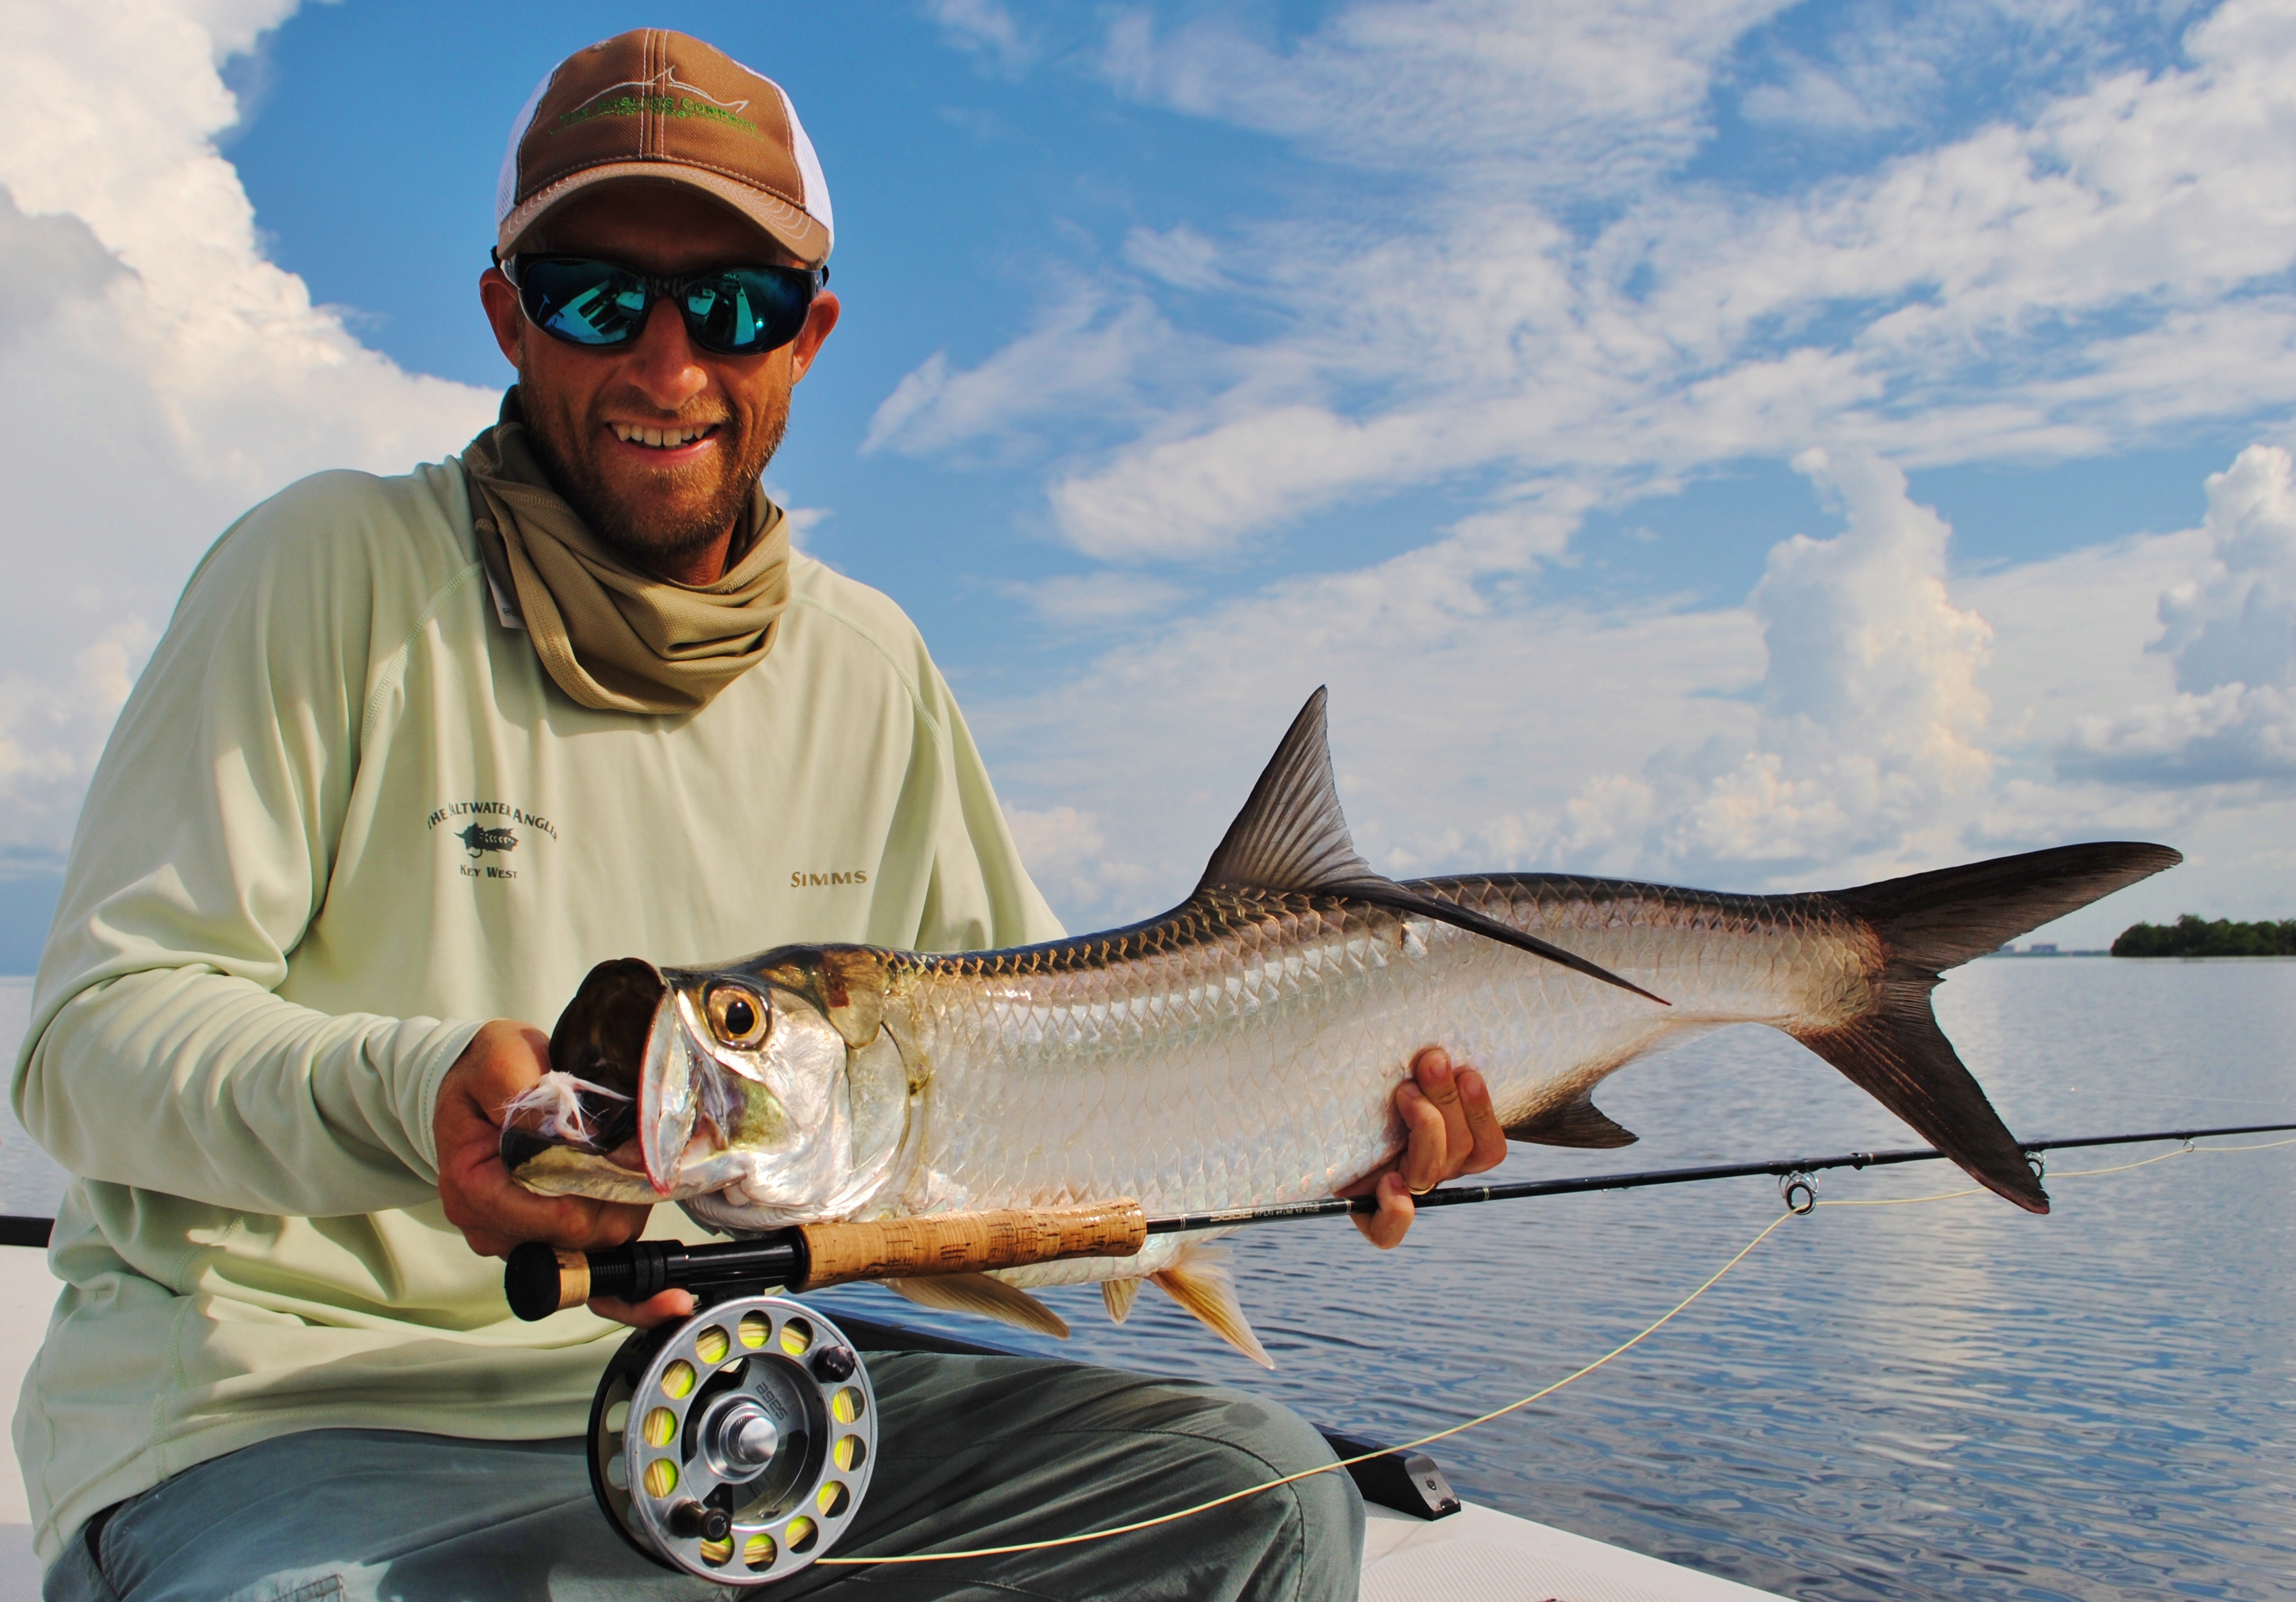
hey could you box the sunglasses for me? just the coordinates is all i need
[504,254,826,357]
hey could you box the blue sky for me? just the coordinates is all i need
[2,0,2294,961]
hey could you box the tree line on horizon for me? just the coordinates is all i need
[2111,915,2296,957]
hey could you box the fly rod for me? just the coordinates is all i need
[503,1119,2296,1320]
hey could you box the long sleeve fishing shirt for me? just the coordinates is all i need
[7,459,1062,1565]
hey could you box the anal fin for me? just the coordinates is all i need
[1102,1277,1142,1324]
[884,1273,1070,1338]
[1151,1243,1272,1368]
[1505,1092,1638,1149]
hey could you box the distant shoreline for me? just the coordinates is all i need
[2110,915,2296,958]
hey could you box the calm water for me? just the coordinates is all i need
[2,961,2291,1598]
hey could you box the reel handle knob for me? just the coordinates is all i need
[809,1344,857,1382]
[666,1501,732,1543]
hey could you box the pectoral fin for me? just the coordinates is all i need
[1504,1092,1638,1149]
[1102,1277,1142,1324]
[1150,1243,1272,1368]
[884,1273,1070,1338]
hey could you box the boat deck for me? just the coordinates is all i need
[0,1250,1784,1600]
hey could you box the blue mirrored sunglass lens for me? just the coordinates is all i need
[685,273,808,352]
[522,263,649,346]
[518,260,813,354]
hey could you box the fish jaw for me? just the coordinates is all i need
[639,990,705,1195]
[668,997,864,1222]
[636,958,919,1224]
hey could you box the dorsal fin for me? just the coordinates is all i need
[1505,1091,1638,1148]
[1198,689,1670,1006]
[1199,686,1381,894]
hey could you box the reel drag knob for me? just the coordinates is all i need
[586,1296,877,1586]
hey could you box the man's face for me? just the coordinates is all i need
[479,184,839,576]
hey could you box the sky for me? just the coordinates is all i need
[1,0,2293,965]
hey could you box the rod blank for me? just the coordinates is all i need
[502,1119,2295,1320]
[1145,1120,2296,1234]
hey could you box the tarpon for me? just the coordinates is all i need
[505,689,2179,1363]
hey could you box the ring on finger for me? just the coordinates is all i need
[1408,1180,1436,1196]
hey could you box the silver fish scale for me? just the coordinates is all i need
[882,879,1877,1281]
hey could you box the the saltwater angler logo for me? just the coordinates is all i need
[428,800,559,883]
[456,824,518,859]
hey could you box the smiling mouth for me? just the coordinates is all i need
[611,421,722,449]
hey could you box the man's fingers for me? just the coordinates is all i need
[1457,1066,1508,1176]
[1343,1050,1499,1252]
[458,1025,553,1119]
[1350,1170,1415,1249]
[441,1152,649,1256]
[590,1288,696,1329]
[1410,1047,1475,1165]
[1396,1081,1447,1195]
[436,1020,653,1260]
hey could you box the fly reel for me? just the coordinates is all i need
[588,1295,877,1585]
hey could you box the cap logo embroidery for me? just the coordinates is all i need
[555,69,761,137]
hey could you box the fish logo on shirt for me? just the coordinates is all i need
[457,824,519,859]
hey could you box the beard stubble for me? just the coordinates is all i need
[522,383,790,574]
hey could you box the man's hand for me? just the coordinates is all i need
[1340,1047,1508,1249]
[435,1020,654,1260]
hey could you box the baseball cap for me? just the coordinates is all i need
[496,29,833,268]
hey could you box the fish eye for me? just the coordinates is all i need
[706,984,769,1049]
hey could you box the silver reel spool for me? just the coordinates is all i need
[588,1295,878,1585]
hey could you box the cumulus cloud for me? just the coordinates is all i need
[0,0,498,866]
[1667,448,1994,869]
[2059,444,2296,785]
[1001,803,1149,915]
[900,0,2296,566]
[862,292,1171,460]
[997,572,1192,628]
[1102,0,1781,189]
[1363,450,2000,887]
[1050,405,1447,561]
[982,440,2296,946]
[878,0,2296,942]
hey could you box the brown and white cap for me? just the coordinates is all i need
[496,29,832,268]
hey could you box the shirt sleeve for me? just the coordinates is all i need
[907,662,1066,955]
[10,475,480,1218]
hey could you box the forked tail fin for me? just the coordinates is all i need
[1796,843,2183,1214]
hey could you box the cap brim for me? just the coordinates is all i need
[498,161,830,268]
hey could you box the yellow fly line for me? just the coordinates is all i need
[815,1131,2289,1569]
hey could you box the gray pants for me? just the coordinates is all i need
[42,1352,1364,1602]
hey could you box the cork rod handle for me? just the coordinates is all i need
[795,1199,1148,1290]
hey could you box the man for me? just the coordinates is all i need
[14,31,1504,1601]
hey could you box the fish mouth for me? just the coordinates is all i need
[639,990,708,1195]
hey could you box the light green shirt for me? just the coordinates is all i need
[9,458,1061,1564]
